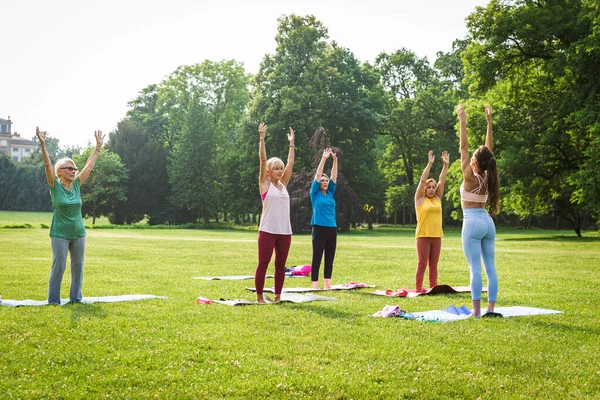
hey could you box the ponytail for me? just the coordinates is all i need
[486,157,500,216]
[474,146,500,216]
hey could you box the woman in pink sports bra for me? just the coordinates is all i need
[255,122,295,303]
[457,104,501,318]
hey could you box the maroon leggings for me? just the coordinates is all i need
[255,231,292,295]
[415,237,442,289]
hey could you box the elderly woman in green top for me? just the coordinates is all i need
[37,127,104,305]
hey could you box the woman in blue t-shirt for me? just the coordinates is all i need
[310,148,338,289]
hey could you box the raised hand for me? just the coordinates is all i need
[331,151,337,161]
[288,127,295,145]
[428,150,435,165]
[485,104,492,123]
[36,127,47,145]
[94,130,105,149]
[441,151,450,165]
[322,148,332,159]
[258,122,267,139]
[457,104,467,122]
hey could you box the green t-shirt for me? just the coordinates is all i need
[49,177,86,239]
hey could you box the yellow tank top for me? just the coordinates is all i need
[415,197,443,238]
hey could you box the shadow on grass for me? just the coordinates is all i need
[65,302,108,328]
[526,320,600,336]
[285,302,359,320]
[502,236,600,242]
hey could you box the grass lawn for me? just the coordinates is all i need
[0,210,111,227]
[1,213,599,399]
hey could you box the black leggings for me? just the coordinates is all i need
[311,225,337,281]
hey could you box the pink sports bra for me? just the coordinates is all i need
[460,174,488,203]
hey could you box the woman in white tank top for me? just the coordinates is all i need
[254,122,295,303]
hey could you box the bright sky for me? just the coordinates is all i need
[1,0,489,148]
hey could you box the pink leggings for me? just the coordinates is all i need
[415,237,442,289]
[255,231,291,295]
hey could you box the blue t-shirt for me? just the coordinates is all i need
[310,179,337,227]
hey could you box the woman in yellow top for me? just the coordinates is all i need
[413,150,449,292]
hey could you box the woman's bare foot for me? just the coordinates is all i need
[323,279,331,289]
[470,299,481,318]
[256,294,266,304]
[273,294,281,303]
[312,281,320,289]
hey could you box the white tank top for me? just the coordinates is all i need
[259,182,292,235]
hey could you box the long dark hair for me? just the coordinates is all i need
[474,145,500,216]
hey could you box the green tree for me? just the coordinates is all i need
[73,149,128,224]
[123,61,250,224]
[463,0,600,235]
[106,119,170,224]
[376,49,458,224]
[168,103,216,224]
[161,60,250,223]
[249,14,385,228]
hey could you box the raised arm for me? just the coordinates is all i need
[281,127,295,186]
[330,151,338,183]
[258,123,269,195]
[77,130,105,185]
[315,148,331,181]
[415,150,434,204]
[36,127,55,188]
[436,151,449,198]
[457,104,472,177]
[485,104,493,152]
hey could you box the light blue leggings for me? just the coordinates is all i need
[461,208,498,302]
[48,236,86,304]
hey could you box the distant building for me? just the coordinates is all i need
[0,116,37,162]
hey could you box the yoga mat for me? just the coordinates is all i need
[370,284,487,298]
[0,294,166,307]
[246,282,376,293]
[213,293,337,306]
[194,275,270,281]
[194,274,305,280]
[410,306,562,322]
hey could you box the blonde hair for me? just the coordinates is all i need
[266,157,284,171]
[54,157,77,177]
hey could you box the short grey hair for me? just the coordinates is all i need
[54,158,77,177]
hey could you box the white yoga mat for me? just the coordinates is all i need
[411,306,563,322]
[0,294,166,307]
[246,283,376,293]
[213,292,337,306]
[194,274,305,280]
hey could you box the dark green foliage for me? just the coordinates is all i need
[287,128,360,233]
[376,49,459,223]
[0,154,51,212]
[73,148,128,225]
[463,0,600,235]
[106,119,170,224]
